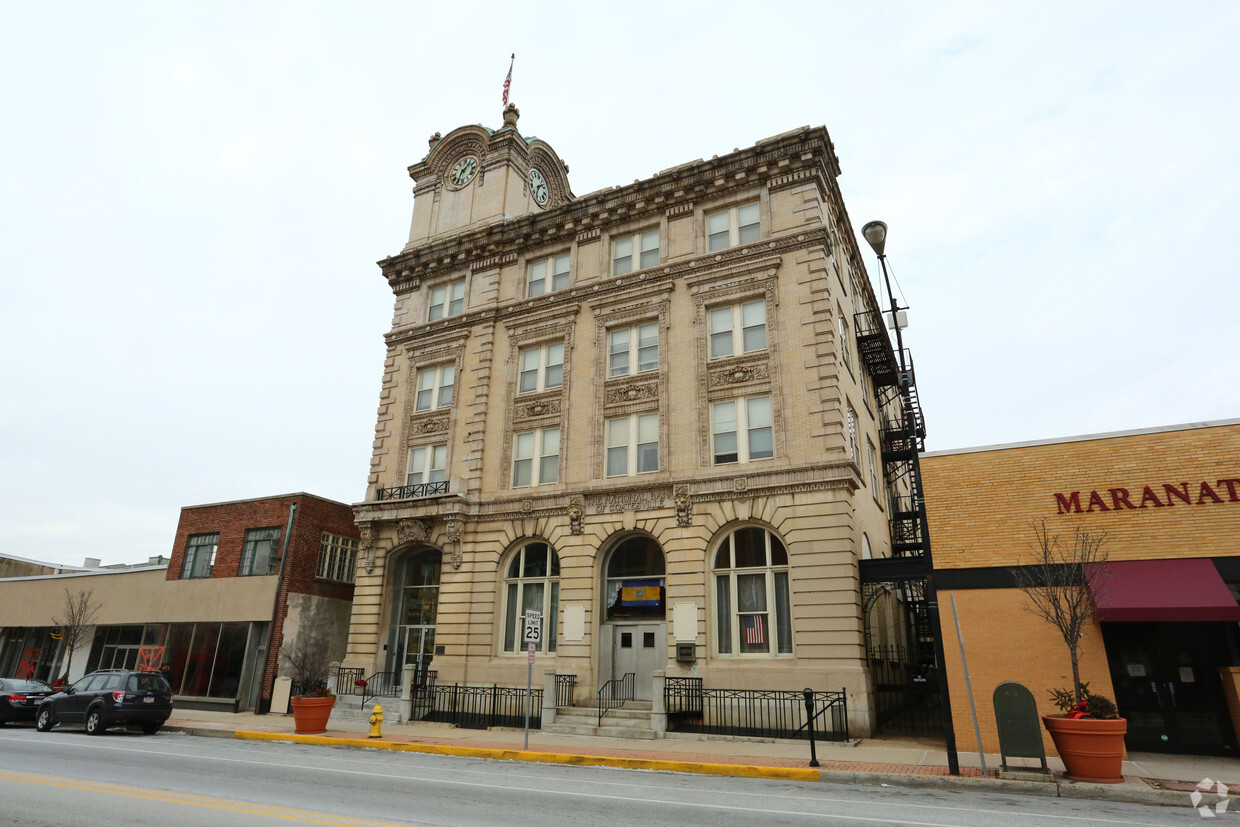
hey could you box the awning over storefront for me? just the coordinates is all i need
[1088,558,1240,622]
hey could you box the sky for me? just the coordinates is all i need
[2,1,1237,568]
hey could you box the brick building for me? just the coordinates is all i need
[339,106,920,737]
[0,492,359,713]
[922,419,1240,757]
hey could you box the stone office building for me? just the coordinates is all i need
[342,106,908,736]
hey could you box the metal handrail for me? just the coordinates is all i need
[597,672,634,725]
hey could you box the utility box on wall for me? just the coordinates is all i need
[676,643,695,663]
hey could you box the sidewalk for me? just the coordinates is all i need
[161,708,1240,811]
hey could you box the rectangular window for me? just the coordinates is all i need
[428,279,465,321]
[708,299,766,359]
[612,230,659,275]
[606,413,659,477]
[838,310,852,376]
[407,443,447,486]
[414,364,455,411]
[847,402,860,465]
[608,322,658,377]
[518,342,564,393]
[706,202,760,251]
[239,527,281,576]
[181,533,218,579]
[317,532,359,582]
[527,253,570,297]
[512,427,560,487]
[867,438,880,494]
[712,395,773,465]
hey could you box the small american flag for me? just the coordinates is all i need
[742,615,766,645]
[502,54,514,106]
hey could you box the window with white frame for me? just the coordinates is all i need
[608,322,658,377]
[239,527,281,576]
[317,532,358,582]
[606,413,659,477]
[706,202,760,251]
[708,299,766,359]
[838,310,852,375]
[501,541,559,653]
[181,532,218,579]
[518,342,564,393]
[612,230,659,275]
[847,402,860,465]
[712,395,773,465]
[527,253,570,297]
[867,438,880,493]
[414,364,455,411]
[406,443,447,487]
[512,427,560,487]
[713,526,792,655]
[428,280,465,321]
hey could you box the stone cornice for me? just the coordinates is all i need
[378,128,836,290]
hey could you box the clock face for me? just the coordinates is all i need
[528,168,549,205]
[449,156,478,187]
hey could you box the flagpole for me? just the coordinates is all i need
[502,53,515,108]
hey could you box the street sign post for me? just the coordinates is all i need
[523,610,541,749]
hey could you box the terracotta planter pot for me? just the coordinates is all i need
[290,695,336,734]
[1042,715,1127,783]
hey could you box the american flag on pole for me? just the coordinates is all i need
[742,615,766,645]
[502,54,514,106]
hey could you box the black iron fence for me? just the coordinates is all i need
[423,683,542,729]
[665,677,849,741]
[555,674,576,708]
[869,646,941,735]
[376,481,450,501]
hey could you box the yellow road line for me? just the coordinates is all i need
[231,731,822,782]
[0,769,407,826]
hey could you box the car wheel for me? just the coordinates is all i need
[84,708,106,735]
[141,722,162,735]
[35,707,54,732]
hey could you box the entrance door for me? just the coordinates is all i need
[612,624,663,702]
[400,626,435,684]
[1102,622,1237,755]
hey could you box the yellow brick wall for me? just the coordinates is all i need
[941,588,1115,757]
[922,422,1240,569]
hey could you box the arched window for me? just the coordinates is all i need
[604,535,666,620]
[713,526,792,655]
[502,542,560,654]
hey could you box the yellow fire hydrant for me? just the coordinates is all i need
[368,704,383,739]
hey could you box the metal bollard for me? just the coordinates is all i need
[368,704,384,739]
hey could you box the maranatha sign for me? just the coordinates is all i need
[1055,479,1240,514]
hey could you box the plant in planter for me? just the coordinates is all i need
[1013,521,1126,783]
[280,637,336,734]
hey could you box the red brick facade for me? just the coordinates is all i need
[167,493,358,705]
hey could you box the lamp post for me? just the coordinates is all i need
[861,220,960,776]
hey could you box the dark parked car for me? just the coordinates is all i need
[1,678,55,726]
[36,669,173,735]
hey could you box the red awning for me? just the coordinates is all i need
[1088,558,1240,622]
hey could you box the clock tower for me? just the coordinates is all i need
[403,104,573,249]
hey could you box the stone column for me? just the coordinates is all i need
[399,664,415,723]
[651,670,667,736]
[542,668,558,727]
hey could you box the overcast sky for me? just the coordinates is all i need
[3,2,1237,568]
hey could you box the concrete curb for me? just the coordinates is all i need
[231,730,820,781]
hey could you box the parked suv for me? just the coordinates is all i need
[36,669,172,735]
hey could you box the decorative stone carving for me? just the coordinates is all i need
[516,399,561,420]
[397,518,431,546]
[733,477,748,493]
[410,417,450,435]
[604,383,658,405]
[674,485,692,527]
[358,522,375,574]
[567,497,585,535]
[709,363,769,387]
[520,499,534,513]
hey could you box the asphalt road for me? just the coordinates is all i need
[0,725,1211,826]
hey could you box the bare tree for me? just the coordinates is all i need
[1012,521,1110,705]
[52,589,101,679]
[279,633,335,697]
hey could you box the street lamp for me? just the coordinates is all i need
[861,220,961,776]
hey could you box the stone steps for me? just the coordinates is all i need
[542,702,657,740]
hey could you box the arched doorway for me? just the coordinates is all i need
[387,548,441,682]
[600,534,666,701]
